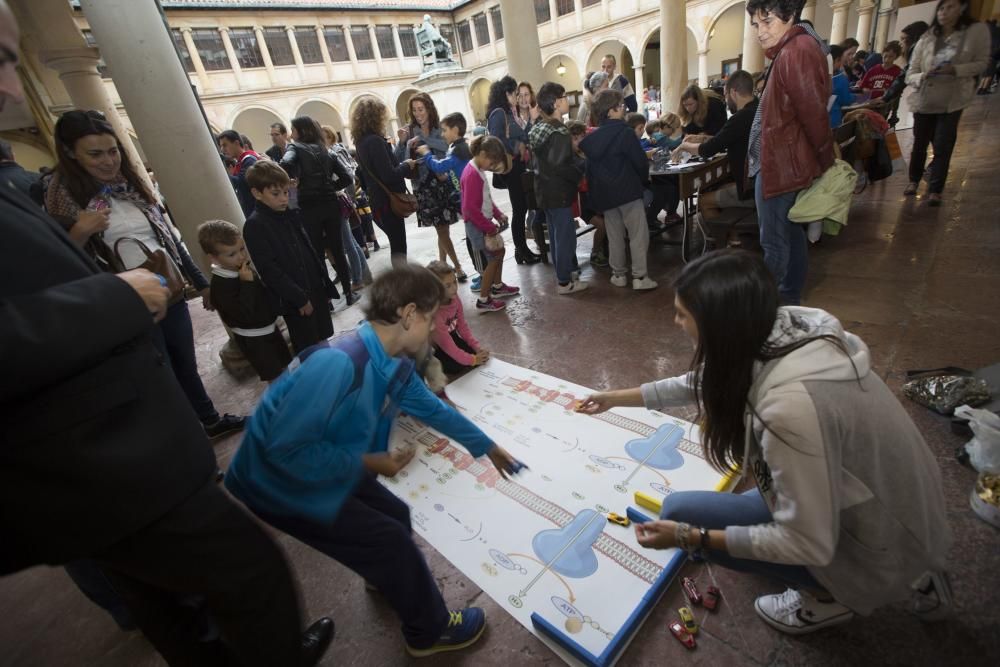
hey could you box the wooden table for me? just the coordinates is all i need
[649,154,731,262]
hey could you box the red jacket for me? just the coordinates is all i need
[759,25,835,199]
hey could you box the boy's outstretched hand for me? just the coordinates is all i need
[487,445,521,479]
[635,520,676,550]
[363,447,415,477]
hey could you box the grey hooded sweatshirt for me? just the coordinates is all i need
[641,307,950,615]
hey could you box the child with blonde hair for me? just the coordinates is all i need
[426,260,489,375]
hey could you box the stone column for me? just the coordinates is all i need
[800,0,817,24]
[253,25,277,85]
[344,25,361,79]
[633,64,645,99]
[549,0,560,38]
[286,26,306,79]
[368,24,384,69]
[180,28,210,91]
[78,0,246,267]
[392,25,406,65]
[873,2,894,53]
[574,0,584,31]
[698,48,709,87]
[602,0,611,22]
[742,9,765,73]
[40,48,151,194]
[484,10,499,60]
[499,0,544,87]
[218,27,245,88]
[659,0,687,113]
[856,0,876,50]
[315,24,335,80]
[829,0,852,46]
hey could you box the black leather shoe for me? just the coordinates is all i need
[301,617,334,666]
[514,249,541,265]
[204,414,246,439]
[346,292,361,306]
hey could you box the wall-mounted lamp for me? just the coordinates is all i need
[556,59,566,76]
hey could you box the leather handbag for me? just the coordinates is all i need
[484,231,505,253]
[360,158,418,218]
[113,237,186,305]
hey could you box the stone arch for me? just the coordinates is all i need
[394,88,422,127]
[585,38,636,82]
[347,92,388,121]
[542,53,583,90]
[639,25,701,94]
[468,77,492,125]
[295,99,346,143]
[705,1,748,82]
[229,105,285,154]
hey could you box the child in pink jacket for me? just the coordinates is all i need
[460,136,519,313]
[427,261,490,375]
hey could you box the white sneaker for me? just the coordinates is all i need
[610,274,628,288]
[753,589,853,635]
[557,280,589,295]
[911,571,954,621]
[632,276,658,290]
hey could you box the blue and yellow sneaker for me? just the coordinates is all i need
[470,275,482,293]
[405,607,486,658]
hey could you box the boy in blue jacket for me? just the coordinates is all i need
[225,264,519,658]
[416,112,472,282]
[579,89,658,291]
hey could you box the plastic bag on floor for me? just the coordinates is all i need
[902,374,991,414]
[954,405,1000,474]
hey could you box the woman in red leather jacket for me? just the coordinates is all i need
[746,0,835,305]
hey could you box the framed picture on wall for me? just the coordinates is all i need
[565,92,578,107]
[721,56,742,79]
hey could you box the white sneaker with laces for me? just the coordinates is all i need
[911,570,954,621]
[632,276,658,291]
[610,274,628,288]
[754,588,853,635]
[557,280,589,295]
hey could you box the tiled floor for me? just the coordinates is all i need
[2,95,999,667]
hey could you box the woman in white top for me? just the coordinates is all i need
[44,110,244,439]
[904,0,991,204]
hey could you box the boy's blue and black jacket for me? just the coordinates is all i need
[225,322,494,525]
[425,137,472,194]
[579,118,650,212]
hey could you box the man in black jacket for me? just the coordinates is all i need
[0,139,39,202]
[672,69,759,219]
[0,6,331,665]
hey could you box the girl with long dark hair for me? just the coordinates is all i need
[44,110,244,438]
[579,249,951,635]
[486,75,541,264]
[280,115,357,305]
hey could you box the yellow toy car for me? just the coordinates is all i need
[606,512,630,527]
[678,606,698,635]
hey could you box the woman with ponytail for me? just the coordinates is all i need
[578,249,951,636]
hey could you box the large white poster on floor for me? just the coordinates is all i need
[384,360,731,666]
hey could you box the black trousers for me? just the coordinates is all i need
[434,332,476,375]
[504,160,531,254]
[373,207,408,260]
[96,480,303,667]
[909,110,964,194]
[283,289,334,354]
[299,200,352,298]
[647,175,680,225]
[262,474,449,649]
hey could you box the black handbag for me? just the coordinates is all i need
[866,137,893,182]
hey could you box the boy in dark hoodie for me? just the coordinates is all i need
[243,160,335,354]
[579,89,658,291]
[528,82,588,295]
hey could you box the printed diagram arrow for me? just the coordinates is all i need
[507,553,576,603]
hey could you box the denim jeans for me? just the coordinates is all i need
[544,207,577,284]
[660,489,819,590]
[152,301,218,424]
[340,218,371,286]
[755,174,807,305]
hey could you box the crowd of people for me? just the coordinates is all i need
[1,0,991,663]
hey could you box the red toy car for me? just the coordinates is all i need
[681,576,702,605]
[669,620,697,649]
[703,585,721,611]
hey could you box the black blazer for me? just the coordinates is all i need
[0,186,216,575]
[279,141,352,205]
